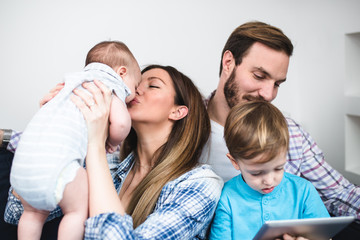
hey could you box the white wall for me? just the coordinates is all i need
[1,0,359,184]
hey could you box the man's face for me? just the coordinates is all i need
[224,42,290,108]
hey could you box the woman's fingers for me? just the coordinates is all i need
[73,86,97,109]
[71,80,111,146]
[94,79,112,101]
[70,93,92,120]
[82,80,112,108]
[39,82,65,107]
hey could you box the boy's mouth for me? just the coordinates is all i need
[262,186,274,194]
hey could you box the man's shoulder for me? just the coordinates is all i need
[285,116,299,126]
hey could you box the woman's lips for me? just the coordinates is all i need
[129,98,139,106]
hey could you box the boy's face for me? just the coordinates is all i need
[228,150,287,194]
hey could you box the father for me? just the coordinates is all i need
[201,21,360,222]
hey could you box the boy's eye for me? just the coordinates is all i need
[250,172,262,176]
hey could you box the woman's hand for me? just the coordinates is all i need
[39,82,65,107]
[72,80,125,217]
[71,79,112,148]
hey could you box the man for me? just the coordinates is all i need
[201,21,360,223]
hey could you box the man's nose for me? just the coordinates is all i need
[258,83,276,102]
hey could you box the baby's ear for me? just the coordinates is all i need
[116,66,127,77]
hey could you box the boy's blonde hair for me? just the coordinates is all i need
[224,101,289,163]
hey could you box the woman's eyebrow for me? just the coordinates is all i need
[148,76,165,84]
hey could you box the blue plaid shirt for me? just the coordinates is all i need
[5,148,223,239]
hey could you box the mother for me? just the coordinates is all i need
[5,65,223,239]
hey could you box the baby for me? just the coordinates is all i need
[10,40,141,239]
[209,101,330,240]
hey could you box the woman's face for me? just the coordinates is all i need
[127,68,177,125]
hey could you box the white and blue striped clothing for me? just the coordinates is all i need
[6,152,224,240]
[10,62,130,211]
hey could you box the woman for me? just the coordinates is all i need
[5,65,223,239]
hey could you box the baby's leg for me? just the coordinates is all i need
[58,167,88,240]
[18,196,49,240]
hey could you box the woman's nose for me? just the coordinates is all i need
[136,86,143,95]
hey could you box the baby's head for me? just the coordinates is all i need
[86,41,141,102]
[224,101,289,194]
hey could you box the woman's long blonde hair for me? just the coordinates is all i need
[120,65,210,227]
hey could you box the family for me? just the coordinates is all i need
[1,21,359,240]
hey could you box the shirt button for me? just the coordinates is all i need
[264,213,270,220]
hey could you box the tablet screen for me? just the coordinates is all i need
[252,216,355,240]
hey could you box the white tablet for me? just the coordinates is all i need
[252,216,355,240]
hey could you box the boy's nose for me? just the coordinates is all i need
[262,173,273,186]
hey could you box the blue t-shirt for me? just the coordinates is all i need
[209,172,330,240]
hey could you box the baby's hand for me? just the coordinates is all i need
[106,141,119,153]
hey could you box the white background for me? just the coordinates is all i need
[1,0,359,184]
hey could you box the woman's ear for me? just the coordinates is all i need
[169,105,188,121]
[227,153,241,171]
[116,66,127,77]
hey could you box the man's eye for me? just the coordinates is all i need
[275,82,281,88]
[254,74,265,80]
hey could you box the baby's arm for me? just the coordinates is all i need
[106,96,131,153]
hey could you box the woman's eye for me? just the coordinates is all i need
[149,85,159,88]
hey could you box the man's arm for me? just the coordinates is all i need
[285,117,360,220]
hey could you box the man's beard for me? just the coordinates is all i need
[223,68,264,109]
[223,68,239,109]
